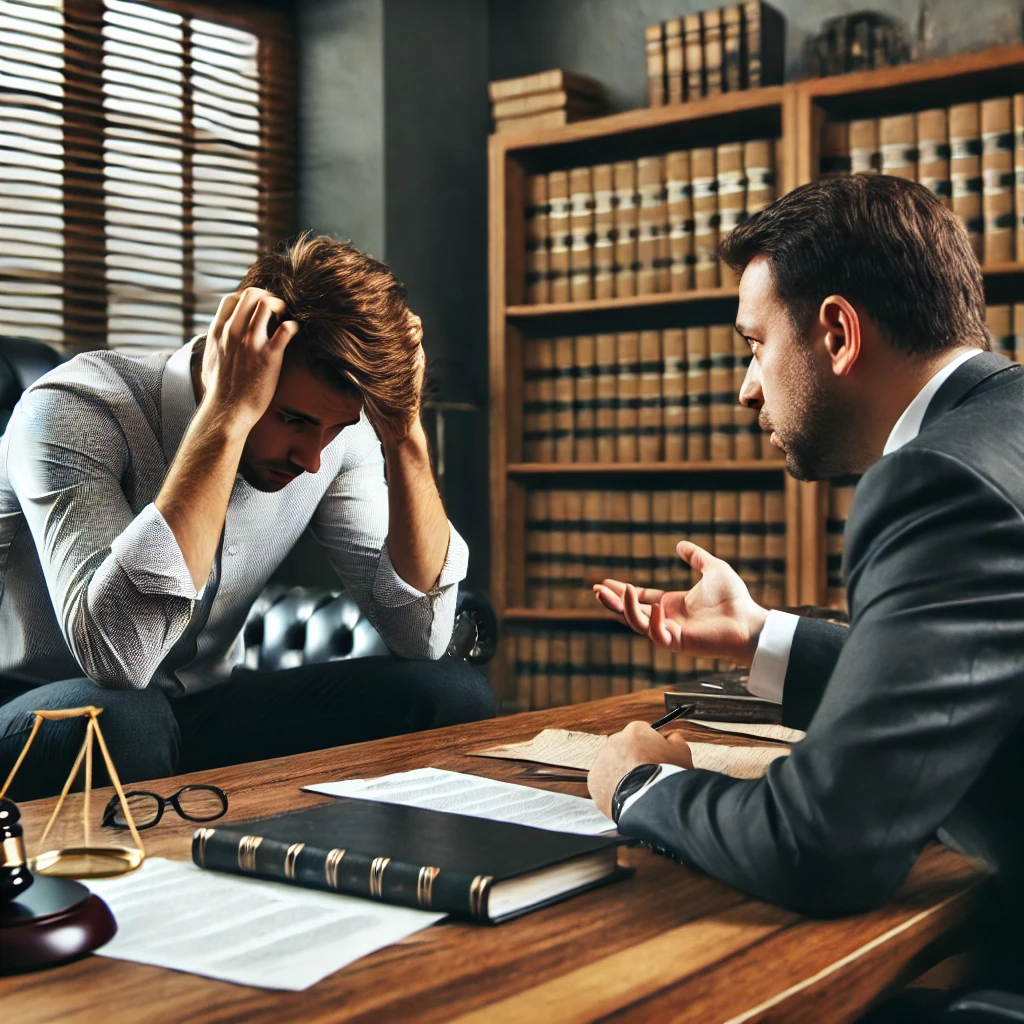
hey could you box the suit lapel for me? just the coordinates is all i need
[919,351,1020,432]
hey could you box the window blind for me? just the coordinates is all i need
[0,0,294,353]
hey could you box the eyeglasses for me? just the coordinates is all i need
[101,785,228,830]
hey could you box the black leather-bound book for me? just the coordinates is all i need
[192,798,630,924]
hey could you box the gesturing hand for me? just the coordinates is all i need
[593,540,769,666]
[200,287,299,432]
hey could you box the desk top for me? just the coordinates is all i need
[3,690,980,1024]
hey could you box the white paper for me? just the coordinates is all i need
[688,720,806,745]
[471,729,609,770]
[85,857,444,991]
[304,767,616,836]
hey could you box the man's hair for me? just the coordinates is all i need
[238,233,422,435]
[719,175,990,356]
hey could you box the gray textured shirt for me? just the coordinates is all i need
[0,341,468,694]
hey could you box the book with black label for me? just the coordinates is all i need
[192,798,629,924]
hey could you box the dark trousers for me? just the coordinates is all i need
[0,657,495,802]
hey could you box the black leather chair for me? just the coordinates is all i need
[1,335,497,667]
[947,991,1024,1022]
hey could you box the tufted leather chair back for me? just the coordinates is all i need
[0,336,63,433]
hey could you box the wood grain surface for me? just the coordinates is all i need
[3,691,981,1024]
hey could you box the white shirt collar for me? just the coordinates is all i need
[882,349,983,456]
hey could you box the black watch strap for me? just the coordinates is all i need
[611,763,662,824]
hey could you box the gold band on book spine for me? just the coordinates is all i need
[469,874,493,920]
[325,847,346,889]
[417,865,441,907]
[237,835,262,874]
[194,827,215,867]
[369,856,391,898]
[284,842,305,880]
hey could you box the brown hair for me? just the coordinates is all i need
[719,175,989,357]
[238,232,422,436]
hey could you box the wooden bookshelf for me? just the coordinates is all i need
[506,287,739,317]
[507,460,783,474]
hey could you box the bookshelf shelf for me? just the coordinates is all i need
[504,608,620,622]
[982,262,1024,277]
[507,460,783,474]
[506,288,739,318]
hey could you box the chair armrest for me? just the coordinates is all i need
[947,991,1024,1022]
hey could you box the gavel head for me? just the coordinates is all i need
[0,797,33,902]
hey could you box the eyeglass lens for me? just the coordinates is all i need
[105,785,226,828]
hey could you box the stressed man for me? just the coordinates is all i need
[589,175,1024,926]
[0,234,494,800]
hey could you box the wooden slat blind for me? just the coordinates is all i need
[0,0,294,353]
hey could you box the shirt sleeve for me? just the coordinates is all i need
[745,610,799,704]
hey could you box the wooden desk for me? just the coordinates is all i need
[3,691,980,1024]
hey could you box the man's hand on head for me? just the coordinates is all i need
[588,721,693,820]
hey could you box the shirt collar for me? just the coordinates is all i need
[161,338,200,461]
[882,349,983,456]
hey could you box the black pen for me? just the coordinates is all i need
[650,703,695,730]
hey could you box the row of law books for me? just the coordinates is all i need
[987,304,1024,362]
[523,139,779,304]
[521,328,783,464]
[525,487,786,612]
[644,2,785,107]
[488,69,609,135]
[819,96,1024,263]
[506,629,736,712]
[825,479,858,611]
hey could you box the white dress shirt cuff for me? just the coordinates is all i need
[619,763,687,818]
[746,609,799,704]
[371,522,469,608]
[109,503,202,600]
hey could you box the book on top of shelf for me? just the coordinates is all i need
[702,8,724,97]
[949,102,984,260]
[645,22,666,108]
[742,1,785,89]
[916,109,951,208]
[489,69,607,103]
[980,97,1015,265]
[665,18,684,105]
[492,90,607,120]
[723,5,744,92]
[683,13,704,102]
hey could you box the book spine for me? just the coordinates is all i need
[879,113,917,181]
[526,490,550,608]
[568,167,594,302]
[645,22,666,107]
[665,149,694,292]
[716,142,747,286]
[849,118,880,175]
[548,490,569,610]
[192,828,486,920]
[637,329,663,462]
[609,634,631,697]
[664,18,684,104]
[489,69,603,102]
[949,102,984,261]
[741,0,760,89]
[532,633,551,709]
[651,491,674,591]
[594,333,618,462]
[1015,96,1024,262]
[685,325,710,460]
[653,644,675,690]
[547,171,571,302]
[569,631,590,702]
[826,482,856,610]
[744,138,776,217]
[549,632,570,706]
[723,5,743,92]
[691,147,719,289]
[615,331,641,462]
[608,490,631,588]
[630,633,652,692]
[708,324,736,460]
[531,338,556,462]
[987,304,1014,358]
[1016,303,1024,364]
[981,97,1015,266]
[515,632,533,712]
[689,490,713,586]
[591,163,616,299]
[713,489,740,566]
[669,489,692,589]
[573,334,598,463]
[522,337,541,461]
[525,174,550,304]
[916,108,951,208]
[553,335,575,462]
[612,161,638,297]
[738,490,765,603]
[661,327,686,461]
[582,488,603,594]
[732,331,759,460]
[702,9,724,97]
[763,489,786,607]
[629,490,654,585]
[588,632,611,701]
[636,156,664,295]
[565,491,586,609]
[819,121,851,181]
[684,13,704,101]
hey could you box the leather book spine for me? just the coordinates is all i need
[949,102,984,260]
[582,488,603,595]
[1015,303,1024,364]
[548,632,570,707]
[713,489,740,566]
[588,632,611,701]
[708,324,736,461]
[522,337,542,461]
[547,171,571,302]
[685,325,711,460]
[849,118,880,174]
[691,147,719,289]
[565,490,586,609]
[723,5,743,92]
[568,166,594,302]
[716,142,746,286]
[987,304,1014,358]
[741,0,760,89]
[591,163,616,299]
[661,327,686,461]
[552,336,575,462]
[669,489,692,589]
[608,490,631,585]
[981,97,1015,265]
[636,156,664,295]
[192,829,485,919]
[525,174,550,304]
[645,22,666,107]
[493,89,605,120]
[819,121,851,180]
[630,490,654,583]
[609,634,631,697]
[489,69,605,103]
[612,160,639,297]
[916,108,951,208]
[879,113,917,181]
[594,491,613,584]
[702,8,724,97]
[630,633,653,692]
[826,482,855,610]
[683,13,704,101]
[637,329,663,462]
[651,491,674,591]
[526,489,550,608]
[527,337,555,463]
[664,18,684,104]
[1015,95,1024,262]
[573,333,598,463]
[744,138,776,217]
[665,149,694,292]
[689,490,713,587]
[594,333,618,462]
[532,632,551,710]
[547,490,569,610]
[763,489,786,607]
[732,331,759,460]
[569,631,590,703]
[615,330,641,463]
[757,2,786,86]
[738,490,765,604]
[515,632,533,712]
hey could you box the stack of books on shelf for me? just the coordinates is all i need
[524,486,786,612]
[524,139,778,303]
[802,11,909,78]
[521,328,783,463]
[987,304,1024,364]
[489,69,609,134]
[506,628,737,712]
[644,1,785,107]
[819,95,1024,263]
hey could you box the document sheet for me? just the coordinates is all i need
[84,857,444,990]
[304,767,616,835]
[687,720,806,745]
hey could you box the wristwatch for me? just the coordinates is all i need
[611,763,662,824]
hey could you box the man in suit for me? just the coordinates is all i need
[588,175,1024,938]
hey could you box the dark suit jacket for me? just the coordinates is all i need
[621,351,1024,917]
